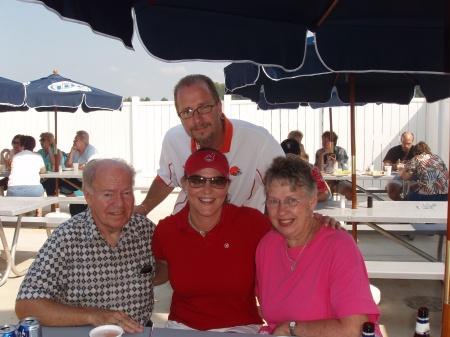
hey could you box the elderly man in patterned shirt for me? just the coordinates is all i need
[16,158,156,333]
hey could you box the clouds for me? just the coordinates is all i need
[159,65,187,75]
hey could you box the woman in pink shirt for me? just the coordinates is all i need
[256,156,382,336]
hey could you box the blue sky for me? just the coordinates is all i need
[0,0,229,100]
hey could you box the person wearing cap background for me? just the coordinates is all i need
[281,138,331,202]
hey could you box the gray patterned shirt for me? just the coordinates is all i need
[17,209,156,325]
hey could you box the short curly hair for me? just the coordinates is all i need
[413,141,431,156]
[264,156,317,199]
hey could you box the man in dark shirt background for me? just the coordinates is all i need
[383,132,416,200]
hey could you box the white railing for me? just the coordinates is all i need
[1,96,448,189]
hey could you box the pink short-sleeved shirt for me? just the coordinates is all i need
[256,226,382,336]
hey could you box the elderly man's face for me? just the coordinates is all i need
[85,164,135,235]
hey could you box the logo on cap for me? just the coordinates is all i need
[205,153,216,162]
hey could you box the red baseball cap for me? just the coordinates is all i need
[184,148,230,178]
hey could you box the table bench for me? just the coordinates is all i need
[0,215,69,237]
[365,261,445,280]
[343,223,446,261]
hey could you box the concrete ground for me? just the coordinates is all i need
[0,192,444,336]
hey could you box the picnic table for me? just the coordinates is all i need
[322,171,396,200]
[0,197,58,286]
[316,200,447,262]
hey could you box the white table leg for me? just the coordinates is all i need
[0,221,12,286]
[10,214,28,276]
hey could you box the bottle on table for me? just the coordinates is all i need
[413,307,430,336]
[361,321,375,336]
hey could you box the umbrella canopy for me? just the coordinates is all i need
[225,37,450,106]
[0,76,26,112]
[22,0,449,73]
[25,72,123,113]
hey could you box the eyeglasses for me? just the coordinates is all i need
[186,175,229,189]
[39,139,46,142]
[177,103,217,119]
[12,141,19,145]
[265,197,302,208]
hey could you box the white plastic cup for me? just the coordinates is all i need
[89,325,123,337]
[73,163,79,171]
[369,164,374,172]
[384,165,392,176]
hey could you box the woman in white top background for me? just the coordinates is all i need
[7,135,46,197]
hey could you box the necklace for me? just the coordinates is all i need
[285,219,317,271]
[188,211,221,235]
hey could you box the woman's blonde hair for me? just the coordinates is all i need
[40,132,55,147]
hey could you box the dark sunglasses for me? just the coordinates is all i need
[186,175,229,189]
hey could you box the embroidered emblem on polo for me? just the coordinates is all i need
[230,166,242,176]
[224,243,229,248]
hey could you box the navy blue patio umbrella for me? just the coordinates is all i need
[0,76,26,112]
[225,39,450,210]
[23,0,449,73]
[21,70,123,201]
[24,71,123,153]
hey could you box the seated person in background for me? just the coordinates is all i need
[315,131,350,200]
[383,132,416,201]
[256,156,382,336]
[287,130,309,162]
[38,132,75,198]
[281,138,330,202]
[65,130,98,170]
[0,134,22,195]
[64,130,99,215]
[403,141,448,201]
[37,132,60,172]
[314,131,348,172]
[153,149,340,333]
[16,158,156,333]
[7,135,45,197]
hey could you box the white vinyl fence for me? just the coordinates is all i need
[1,96,448,189]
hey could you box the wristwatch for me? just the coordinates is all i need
[289,321,297,336]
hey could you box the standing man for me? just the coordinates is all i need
[383,132,416,200]
[135,74,285,215]
[16,159,156,333]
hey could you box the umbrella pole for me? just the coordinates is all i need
[349,74,358,241]
[53,107,60,211]
[329,108,334,153]
[442,118,450,336]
